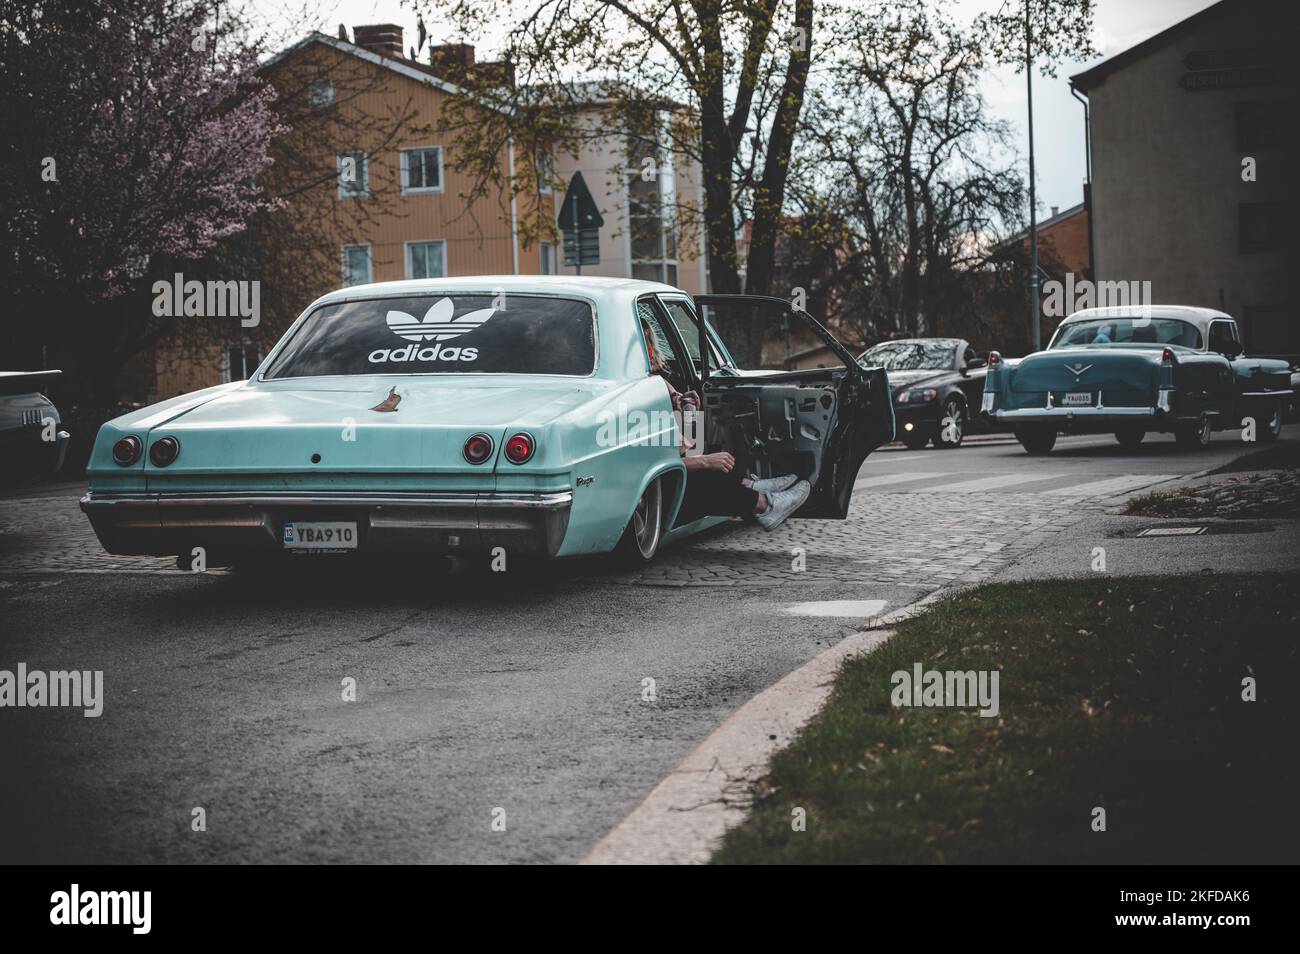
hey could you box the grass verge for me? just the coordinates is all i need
[714,574,1300,864]
[1124,470,1300,518]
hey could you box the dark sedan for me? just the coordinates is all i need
[857,338,993,449]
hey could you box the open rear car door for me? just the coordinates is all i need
[690,295,894,518]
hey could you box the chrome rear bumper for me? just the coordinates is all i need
[992,406,1158,421]
[80,490,572,559]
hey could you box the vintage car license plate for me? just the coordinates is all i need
[282,521,358,550]
[1061,392,1093,406]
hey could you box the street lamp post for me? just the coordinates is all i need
[1026,0,1040,352]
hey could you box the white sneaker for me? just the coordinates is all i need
[755,480,810,531]
[747,473,799,494]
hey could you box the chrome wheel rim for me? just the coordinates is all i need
[1269,407,1282,436]
[632,481,662,558]
[1198,417,1211,445]
[942,399,963,443]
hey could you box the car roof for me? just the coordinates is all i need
[1062,305,1232,335]
[308,275,683,309]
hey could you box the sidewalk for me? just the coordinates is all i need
[991,467,1300,582]
[585,442,1299,864]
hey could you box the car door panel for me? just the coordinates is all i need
[692,295,893,517]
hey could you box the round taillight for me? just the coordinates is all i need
[988,351,1001,365]
[504,432,535,464]
[463,433,494,464]
[1162,348,1174,362]
[112,435,142,466]
[149,436,180,467]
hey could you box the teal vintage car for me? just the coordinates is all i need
[81,277,892,566]
[984,305,1292,453]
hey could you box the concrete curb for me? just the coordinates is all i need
[581,588,952,865]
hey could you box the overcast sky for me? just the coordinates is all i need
[245,0,1221,219]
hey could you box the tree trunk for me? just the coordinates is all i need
[733,0,814,365]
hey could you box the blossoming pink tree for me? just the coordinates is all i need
[1,0,283,302]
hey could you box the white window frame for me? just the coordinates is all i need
[341,243,372,286]
[400,146,444,195]
[337,151,369,199]
[537,148,554,195]
[540,241,556,275]
[404,239,448,279]
[624,119,679,282]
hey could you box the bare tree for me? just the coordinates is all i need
[786,2,1020,345]
[411,0,819,364]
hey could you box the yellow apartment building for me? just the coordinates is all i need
[151,22,706,400]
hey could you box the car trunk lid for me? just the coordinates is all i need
[142,378,595,492]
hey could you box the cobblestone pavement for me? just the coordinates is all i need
[0,472,1175,589]
[612,487,1128,588]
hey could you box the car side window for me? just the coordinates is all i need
[659,299,702,362]
[658,296,734,376]
[636,299,687,388]
[1208,321,1240,354]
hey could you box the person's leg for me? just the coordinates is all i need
[677,470,760,524]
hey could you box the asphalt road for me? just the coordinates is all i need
[1,427,1289,863]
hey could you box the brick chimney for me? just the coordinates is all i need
[427,44,514,86]
[429,43,476,71]
[352,23,403,58]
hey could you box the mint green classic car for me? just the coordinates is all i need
[984,306,1293,454]
[81,277,892,566]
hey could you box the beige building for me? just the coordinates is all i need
[549,89,708,293]
[1070,0,1293,353]
[153,24,707,399]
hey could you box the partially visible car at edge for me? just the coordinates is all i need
[984,305,1292,454]
[0,370,70,484]
[856,337,998,449]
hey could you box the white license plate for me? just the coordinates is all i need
[1061,392,1093,406]
[282,521,358,550]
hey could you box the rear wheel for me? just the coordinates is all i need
[1015,424,1057,455]
[933,397,965,449]
[1255,404,1282,443]
[615,478,663,566]
[1175,415,1212,449]
[1114,427,1145,450]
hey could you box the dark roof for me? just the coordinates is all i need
[1070,0,1235,91]
[262,32,467,97]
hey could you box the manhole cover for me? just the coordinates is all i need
[1133,523,1274,537]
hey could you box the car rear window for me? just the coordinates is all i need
[860,339,960,370]
[1050,318,1202,349]
[264,294,596,378]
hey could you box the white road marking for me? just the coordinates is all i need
[918,473,1062,494]
[782,599,889,618]
[853,471,944,489]
[1047,474,1180,498]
